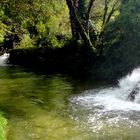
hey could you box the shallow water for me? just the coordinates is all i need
[0,54,140,139]
[0,65,95,140]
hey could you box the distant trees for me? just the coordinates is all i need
[0,0,70,49]
[0,0,121,50]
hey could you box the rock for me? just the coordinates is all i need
[30,96,44,105]
[127,86,140,102]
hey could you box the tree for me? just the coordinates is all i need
[98,0,120,44]
[66,0,95,49]
[102,0,120,26]
[66,0,120,49]
[0,0,70,48]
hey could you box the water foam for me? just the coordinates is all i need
[70,67,140,133]
[71,67,140,111]
[0,53,10,66]
[119,67,140,90]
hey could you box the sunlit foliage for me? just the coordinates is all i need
[0,113,7,140]
[91,0,120,33]
[0,0,121,48]
[0,0,70,48]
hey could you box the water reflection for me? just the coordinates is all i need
[0,66,81,140]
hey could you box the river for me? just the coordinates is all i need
[0,54,140,140]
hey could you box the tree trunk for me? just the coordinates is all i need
[66,0,94,49]
[85,0,95,36]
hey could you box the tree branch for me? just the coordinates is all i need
[66,0,94,49]
[105,0,119,24]
[102,0,109,26]
[86,0,95,20]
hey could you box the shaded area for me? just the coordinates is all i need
[8,44,96,79]
[94,0,140,81]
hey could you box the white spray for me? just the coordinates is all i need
[70,67,140,133]
[0,53,10,66]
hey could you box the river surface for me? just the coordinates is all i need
[0,54,140,139]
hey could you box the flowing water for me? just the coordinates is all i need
[0,54,140,139]
[70,68,140,140]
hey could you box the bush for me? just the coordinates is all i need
[17,34,34,49]
[94,0,140,81]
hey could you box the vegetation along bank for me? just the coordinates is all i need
[0,0,140,82]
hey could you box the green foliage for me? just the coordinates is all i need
[0,113,7,140]
[0,22,8,44]
[90,0,121,33]
[17,34,34,48]
[0,0,121,49]
[0,0,122,49]
[95,0,140,81]
[34,0,70,48]
[0,0,70,48]
[0,8,9,44]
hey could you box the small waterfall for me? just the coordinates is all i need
[118,67,140,91]
[70,67,140,133]
[71,67,140,111]
[0,53,10,66]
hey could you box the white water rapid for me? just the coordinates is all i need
[0,53,10,66]
[70,67,140,135]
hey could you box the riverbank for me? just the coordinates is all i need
[8,44,97,78]
[8,43,134,84]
